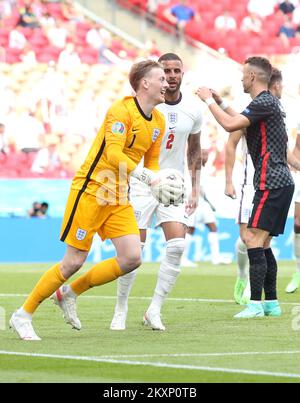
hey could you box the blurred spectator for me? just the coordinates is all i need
[293,5,300,24]
[147,0,169,23]
[9,25,27,49]
[279,14,296,47]
[279,0,296,15]
[202,123,226,177]
[0,123,8,154]
[61,0,84,23]
[143,39,161,58]
[17,4,40,28]
[28,201,49,218]
[46,20,68,48]
[247,0,277,18]
[39,11,56,29]
[86,22,116,63]
[0,0,14,18]
[20,45,37,66]
[33,61,67,131]
[40,202,49,217]
[31,136,61,174]
[28,202,42,217]
[86,21,110,50]
[214,11,237,33]
[58,42,81,71]
[241,12,262,34]
[8,109,45,153]
[163,0,200,36]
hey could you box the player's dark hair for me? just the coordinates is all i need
[268,67,282,89]
[129,60,162,92]
[244,56,272,83]
[158,53,182,64]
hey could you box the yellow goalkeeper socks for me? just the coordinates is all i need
[23,263,66,314]
[70,257,124,296]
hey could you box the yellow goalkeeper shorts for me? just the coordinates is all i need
[60,189,139,251]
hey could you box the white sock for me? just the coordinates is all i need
[250,300,262,304]
[115,270,138,311]
[18,307,32,320]
[148,238,184,313]
[114,242,145,312]
[294,234,300,273]
[235,237,248,280]
[208,232,220,263]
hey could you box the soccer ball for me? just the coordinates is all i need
[151,168,185,206]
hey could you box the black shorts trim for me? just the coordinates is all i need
[60,139,106,242]
[248,185,294,236]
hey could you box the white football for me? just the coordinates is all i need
[150,168,185,206]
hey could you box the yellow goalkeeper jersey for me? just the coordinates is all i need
[72,96,165,204]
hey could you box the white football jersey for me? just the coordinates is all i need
[156,93,202,174]
[130,93,202,196]
[240,135,255,186]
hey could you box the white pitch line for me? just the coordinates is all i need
[99,350,300,359]
[0,350,299,379]
[0,293,232,303]
[0,293,300,306]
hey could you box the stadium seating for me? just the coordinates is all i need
[120,0,300,62]
[0,0,141,179]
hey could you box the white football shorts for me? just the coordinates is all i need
[236,183,255,224]
[129,180,188,229]
[188,197,216,227]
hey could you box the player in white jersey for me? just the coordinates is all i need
[110,53,202,331]
[225,131,254,304]
[286,121,300,293]
[183,158,232,266]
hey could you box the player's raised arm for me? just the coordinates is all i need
[211,89,239,117]
[196,87,250,132]
[225,130,243,199]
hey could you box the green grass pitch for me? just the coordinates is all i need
[1,261,300,383]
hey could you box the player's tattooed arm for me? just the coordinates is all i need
[186,133,202,215]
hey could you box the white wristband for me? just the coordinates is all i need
[220,99,230,110]
[130,166,153,186]
[205,97,216,106]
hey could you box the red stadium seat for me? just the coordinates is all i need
[5,48,22,63]
[0,28,9,47]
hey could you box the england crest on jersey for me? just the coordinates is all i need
[168,113,178,124]
[152,128,160,142]
[76,228,87,241]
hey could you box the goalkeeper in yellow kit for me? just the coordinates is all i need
[10,60,182,341]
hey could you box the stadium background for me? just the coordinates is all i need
[0,0,299,263]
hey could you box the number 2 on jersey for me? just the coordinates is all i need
[166,133,175,149]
